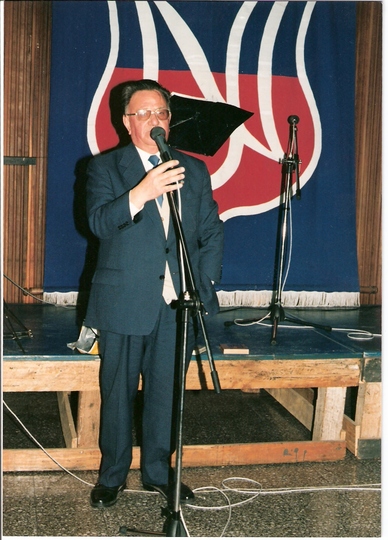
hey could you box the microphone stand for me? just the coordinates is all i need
[163,191,221,537]
[159,132,221,537]
[269,116,331,344]
[226,116,331,344]
[120,127,221,537]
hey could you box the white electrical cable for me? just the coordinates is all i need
[3,399,381,539]
[187,477,380,537]
[280,196,293,294]
[188,485,233,536]
[3,274,74,308]
[3,400,94,487]
[233,312,272,326]
[233,317,381,341]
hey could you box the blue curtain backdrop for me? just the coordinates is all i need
[44,1,358,298]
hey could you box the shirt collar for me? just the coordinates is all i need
[135,146,160,171]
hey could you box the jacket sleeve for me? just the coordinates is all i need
[86,153,136,240]
[196,160,224,284]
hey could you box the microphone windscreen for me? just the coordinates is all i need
[150,126,166,140]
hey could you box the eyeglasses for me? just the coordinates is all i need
[125,108,171,121]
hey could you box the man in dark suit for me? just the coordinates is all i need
[85,79,224,508]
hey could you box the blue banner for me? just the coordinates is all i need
[45,1,358,300]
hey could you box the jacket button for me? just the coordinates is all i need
[159,275,165,280]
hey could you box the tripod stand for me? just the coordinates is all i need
[269,116,331,344]
[3,300,33,353]
[120,127,221,537]
[229,116,331,344]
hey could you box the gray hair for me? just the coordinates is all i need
[121,79,171,114]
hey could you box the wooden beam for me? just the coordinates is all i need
[3,356,361,393]
[3,358,101,392]
[77,390,101,448]
[56,392,77,449]
[343,414,360,456]
[355,382,381,439]
[2,440,346,472]
[312,387,347,441]
[265,388,314,430]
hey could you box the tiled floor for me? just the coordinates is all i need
[2,389,381,538]
[2,456,381,538]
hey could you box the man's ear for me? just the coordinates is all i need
[123,114,131,135]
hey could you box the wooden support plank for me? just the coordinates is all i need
[3,356,361,393]
[312,387,347,441]
[342,381,381,459]
[56,392,77,449]
[181,441,346,466]
[355,381,381,439]
[294,388,315,403]
[2,356,366,466]
[3,359,101,392]
[2,440,346,472]
[2,448,102,472]
[188,358,361,389]
[265,388,314,430]
[77,390,101,448]
[343,414,360,456]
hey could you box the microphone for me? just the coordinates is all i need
[287,115,299,125]
[150,127,173,162]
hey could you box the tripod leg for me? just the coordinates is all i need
[271,318,278,345]
[4,306,27,353]
[197,309,221,393]
[270,303,285,345]
[284,312,332,332]
[163,510,188,537]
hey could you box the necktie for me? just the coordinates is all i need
[148,156,177,304]
[148,155,163,206]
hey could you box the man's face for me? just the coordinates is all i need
[122,90,171,153]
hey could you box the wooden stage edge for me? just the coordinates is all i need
[4,304,381,466]
[2,441,347,472]
[3,352,381,467]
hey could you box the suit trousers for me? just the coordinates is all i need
[97,298,195,487]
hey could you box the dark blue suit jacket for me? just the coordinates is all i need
[84,143,224,335]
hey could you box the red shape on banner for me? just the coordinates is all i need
[94,69,315,218]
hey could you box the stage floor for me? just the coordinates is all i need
[3,302,382,359]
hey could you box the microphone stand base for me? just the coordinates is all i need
[270,302,332,345]
[163,508,188,537]
[119,525,165,537]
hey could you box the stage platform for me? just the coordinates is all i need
[3,303,381,471]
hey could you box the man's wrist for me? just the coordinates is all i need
[129,190,144,218]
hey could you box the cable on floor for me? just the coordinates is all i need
[3,399,381,538]
[3,400,94,487]
[3,274,75,308]
[233,315,381,341]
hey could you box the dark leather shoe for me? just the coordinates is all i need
[90,482,126,508]
[143,481,194,504]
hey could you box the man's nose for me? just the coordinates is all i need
[149,112,160,125]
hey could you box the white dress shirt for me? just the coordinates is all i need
[129,147,177,304]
